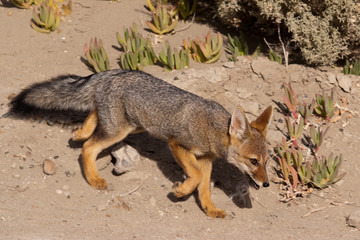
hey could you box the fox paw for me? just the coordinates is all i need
[206,208,227,218]
[172,181,185,197]
[72,129,86,141]
[88,177,107,190]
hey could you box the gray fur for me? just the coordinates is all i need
[10,69,231,157]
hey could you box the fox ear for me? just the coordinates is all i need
[250,106,273,138]
[229,106,251,139]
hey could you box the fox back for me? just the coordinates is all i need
[90,70,231,157]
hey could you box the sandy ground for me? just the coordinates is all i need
[1,0,360,239]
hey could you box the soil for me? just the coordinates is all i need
[1,1,360,239]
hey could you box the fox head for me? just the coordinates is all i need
[227,106,273,189]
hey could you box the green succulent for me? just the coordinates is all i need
[184,31,223,64]
[156,42,189,71]
[84,38,110,73]
[146,4,178,35]
[31,1,61,33]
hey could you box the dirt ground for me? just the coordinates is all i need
[1,1,360,239]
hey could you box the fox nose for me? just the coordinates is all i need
[263,182,270,187]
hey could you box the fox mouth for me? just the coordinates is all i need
[247,175,260,190]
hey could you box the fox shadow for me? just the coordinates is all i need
[122,132,253,209]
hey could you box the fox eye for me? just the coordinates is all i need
[250,158,258,166]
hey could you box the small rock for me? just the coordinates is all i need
[97,204,107,211]
[346,209,360,230]
[337,74,352,93]
[64,191,70,198]
[223,61,235,69]
[43,159,56,175]
[327,72,337,84]
[56,189,63,195]
[236,88,253,99]
[111,143,140,174]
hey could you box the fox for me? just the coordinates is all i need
[7,69,273,218]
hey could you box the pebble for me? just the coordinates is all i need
[337,74,352,93]
[223,61,235,69]
[56,189,63,195]
[43,159,56,175]
[327,72,337,84]
[346,209,360,230]
[112,143,140,174]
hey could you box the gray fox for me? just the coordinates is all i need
[8,69,273,218]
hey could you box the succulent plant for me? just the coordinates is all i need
[308,154,346,188]
[226,33,260,62]
[119,50,156,70]
[177,0,197,20]
[84,38,110,73]
[184,31,223,64]
[276,140,300,188]
[343,59,360,76]
[155,42,189,71]
[283,82,298,119]
[31,0,61,33]
[310,126,329,153]
[116,24,153,54]
[146,4,178,35]
[269,50,283,64]
[116,24,156,70]
[11,0,30,8]
[314,89,337,121]
[298,101,314,125]
[146,0,169,12]
[284,116,304,146]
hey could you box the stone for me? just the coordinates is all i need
[327,72,337,84]
[111,143,140,174]
[346,209,360,230]
[236,88,253,99]
[337,74,352,93]
[43,159,56,175]
[222,61,235,69]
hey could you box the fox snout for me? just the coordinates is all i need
[249,162,270,189]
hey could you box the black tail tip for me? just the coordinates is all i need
[263,182,270,187]
[2,111,13,118]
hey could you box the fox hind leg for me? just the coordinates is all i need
[73,110,98,141]
[197,157,226,218]
[169,139,202,197]
[82,124,135,190]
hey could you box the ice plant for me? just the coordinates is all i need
[283,82,298,119]
[343,59,360,76]
[310,126,329,153]
[184,31,223,63]
[146,4,178,35]
[116,24,156,70]
[177,0,197,20]
[84,38,110,73]
[269,50,282,64]
[11,0,42,8]
[31,0,61,33]
[314,89,336,121]
[309,154,346,188]
[156,42,189,71]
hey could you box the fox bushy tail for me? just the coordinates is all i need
[9,74,97,117]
